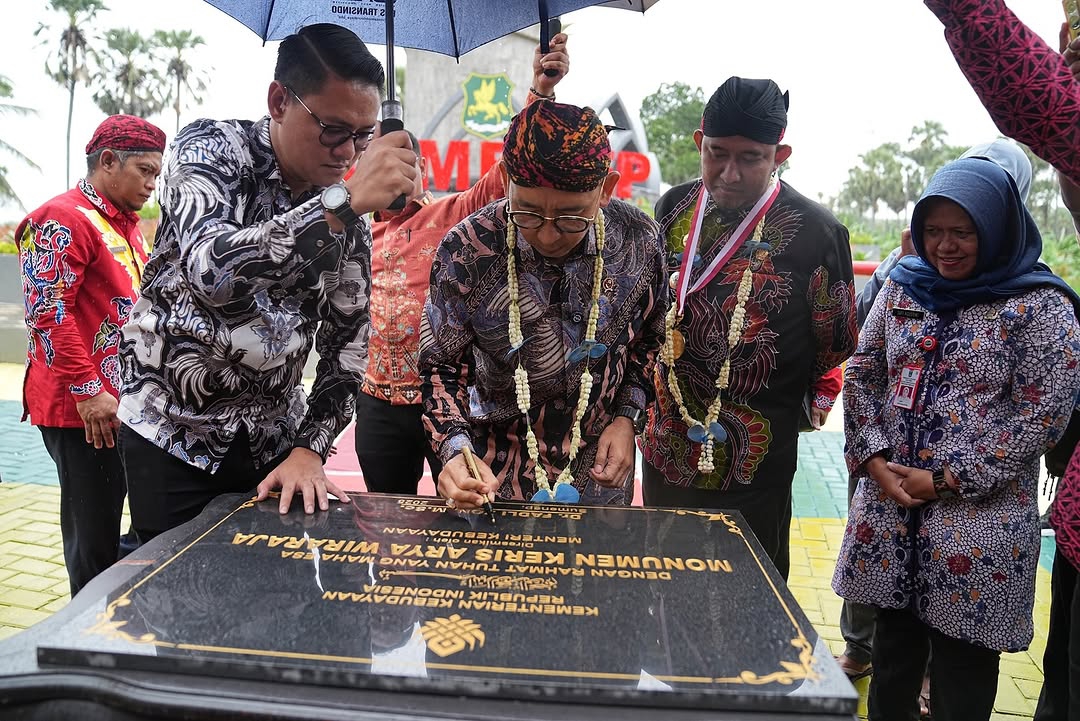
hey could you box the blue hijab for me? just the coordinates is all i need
[890,157,1079,314]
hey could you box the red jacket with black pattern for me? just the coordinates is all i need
[17,179,149,428]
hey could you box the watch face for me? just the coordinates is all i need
[321,184,348,209]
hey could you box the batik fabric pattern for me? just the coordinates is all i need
[642,179,857,491]
[365,163,503,405]
[922,0,1080,570]
[119,117,371,472]
[420,199,667,504]
[923,0,1080,184]
[18,180,148,427]
[833,280,1080,652]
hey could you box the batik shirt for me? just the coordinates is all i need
[119,117,371,472]
[365,164,503,405]
[18,180,148,428]
[923,0,1080,573]
[833,281,1080,651]
[420,199,667,503]
[924,0,1080,184]
[642,180,858,491]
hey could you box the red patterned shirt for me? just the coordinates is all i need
[924,0,1080,184]
[18,180,148,427]
[364,164,504,405]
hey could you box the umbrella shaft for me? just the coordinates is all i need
[385,0,396,102]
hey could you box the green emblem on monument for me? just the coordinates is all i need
[461,73,515,140]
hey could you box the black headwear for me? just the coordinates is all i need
[701,77,789,144]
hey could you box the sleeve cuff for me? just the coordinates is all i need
[69,377,104,399]
[846,427,891,474]
[615,384,648,412]
[293,422,333,463]
[439,432,474,465]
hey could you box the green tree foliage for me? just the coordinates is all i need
[639,82,705,186]
[838,122,964,222]
[36,0,107,188]
[837,123,1080,293]
[904,121,964,205]
[93,28,165,118]
[0,75,40,209]
[837,142,906,221]
[153,30,207,135]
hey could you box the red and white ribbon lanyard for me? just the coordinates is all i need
[674,180,781,316]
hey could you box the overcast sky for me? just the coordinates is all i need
[0,0,1066,220]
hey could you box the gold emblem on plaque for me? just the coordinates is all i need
[420,614,486,657]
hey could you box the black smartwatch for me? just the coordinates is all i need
[932,468,956,500]
[615,406,646,435]
[320,183,361,228]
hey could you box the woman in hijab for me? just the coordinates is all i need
[832,157,1080,721]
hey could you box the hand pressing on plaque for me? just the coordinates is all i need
[255,447,350,514]
[589,417,636,487]
[438,450,499,510]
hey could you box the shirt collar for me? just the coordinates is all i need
[78,179,137,223]
[251,116,282,184]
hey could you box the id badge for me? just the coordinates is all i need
[892,365,922,410]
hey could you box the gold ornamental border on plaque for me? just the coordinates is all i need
[83,497,820,687]
[659,509,820,686]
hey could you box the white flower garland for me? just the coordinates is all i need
[661,219,767,473]
[507,212,606,495]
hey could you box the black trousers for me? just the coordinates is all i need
[869,608,1000,721]
[38,426,126,597]
[120,424,286,543]
[1035,548,1080,721]
[354,392,442,495]
[642,464,792,579]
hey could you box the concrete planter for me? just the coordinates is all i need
[0,254,24,365]
[0,253,20,305]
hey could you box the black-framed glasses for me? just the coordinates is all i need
[509,202,604,234]
[507,208,596,234]
[286,86,375,151]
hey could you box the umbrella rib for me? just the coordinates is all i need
[447,1,461,59]
[262,0,275,43]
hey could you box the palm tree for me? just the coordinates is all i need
[0,75,40,209]
[36,0,107,189]
[92,28,165,118]
[153,30,207,135]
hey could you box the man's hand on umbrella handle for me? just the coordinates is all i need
[534,32,568,96]
[346,131,417,215]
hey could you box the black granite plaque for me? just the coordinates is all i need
[29,493,856,716]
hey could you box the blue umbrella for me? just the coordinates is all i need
[200,0,664,200]
[201,0,662,56]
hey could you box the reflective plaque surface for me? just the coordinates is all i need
[39,494,856,715]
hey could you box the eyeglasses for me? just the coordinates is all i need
[507,207,596,234]
[508,210,595,234]
[286,86,375,152]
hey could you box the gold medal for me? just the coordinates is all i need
[671,328,685,359]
